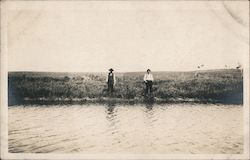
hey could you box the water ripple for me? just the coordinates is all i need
[9,104,243,154]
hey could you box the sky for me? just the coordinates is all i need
[6,1,249,72]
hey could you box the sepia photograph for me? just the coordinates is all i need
[1,0,249,159]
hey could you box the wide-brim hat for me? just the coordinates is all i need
[109,68,114,71]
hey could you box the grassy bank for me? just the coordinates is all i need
[8,69,243,105]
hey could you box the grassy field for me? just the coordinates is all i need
[8,69,243,105]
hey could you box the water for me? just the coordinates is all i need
[9,103,243,154]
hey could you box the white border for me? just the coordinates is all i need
[1,0,9,159]
[1,1,249,159]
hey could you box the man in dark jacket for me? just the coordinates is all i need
[106,68,116,93]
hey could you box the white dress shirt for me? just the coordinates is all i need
[144,73,154,82]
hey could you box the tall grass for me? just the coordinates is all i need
[8,69,243,105]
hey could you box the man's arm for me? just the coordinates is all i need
[114,74,116,85]
[106,74,108,83]
[143,74,147,82]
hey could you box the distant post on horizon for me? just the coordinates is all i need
[106,68,116,94]
[144,69,154,95]
[195,64,205,77]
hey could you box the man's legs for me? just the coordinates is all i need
[108,84,114,94]
[145,82,149,94]
[108,84,111,92]
[110,84,114,93]
[149,81,153,93]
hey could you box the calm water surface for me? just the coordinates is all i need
[9,103,243,154]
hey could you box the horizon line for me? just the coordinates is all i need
[8,68,239,73]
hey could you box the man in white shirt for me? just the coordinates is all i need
[106,68,116,93]
[144,69,154,94]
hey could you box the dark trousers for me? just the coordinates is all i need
[108,83,114,93]
[145,81,153,94]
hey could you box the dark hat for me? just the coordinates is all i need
[109,68,114,71]
[147,69,151,72]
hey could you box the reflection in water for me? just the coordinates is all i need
[105,101,119,138]
[105,100,117,124]
[8,104,243,154]
[144,101,156,130]
[106,100,116,115]
[145,101,154,111]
